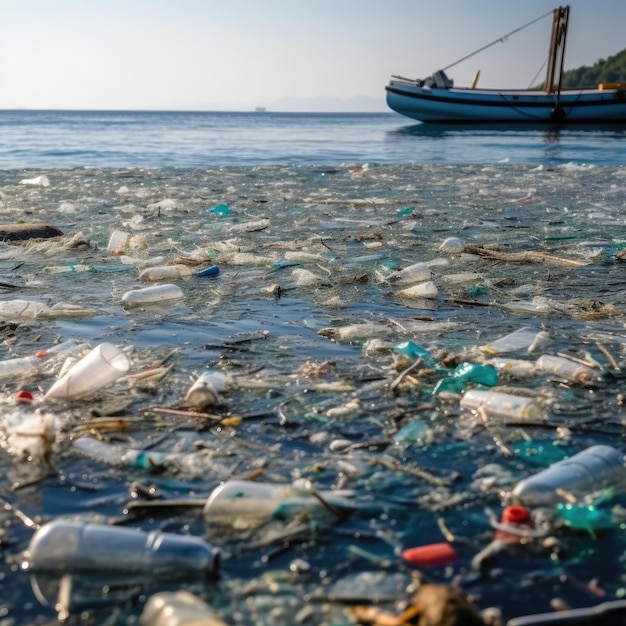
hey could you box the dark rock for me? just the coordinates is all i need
[0,223,63,242]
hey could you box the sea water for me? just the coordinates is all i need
[0,109,625,167]
[0,110,625,624]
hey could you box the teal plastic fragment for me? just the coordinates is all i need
[209,203,234,216]
[393,420,431,446]
[432,362,498,395]
[511,440,573,467]
[454,362,499,386]
[394,341,437,368]
[396,206,415,216]
[556,502,614,532]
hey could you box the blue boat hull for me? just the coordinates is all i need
[386,79,626,124]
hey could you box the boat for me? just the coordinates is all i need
[385,6,626,124]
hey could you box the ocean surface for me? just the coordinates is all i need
[0,110,626,625]
[1,109,625,167]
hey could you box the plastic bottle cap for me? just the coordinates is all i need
[501,505,530,526]
[16,390,34,403]
[401,542,457,567]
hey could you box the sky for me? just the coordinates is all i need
[1,0,625,112]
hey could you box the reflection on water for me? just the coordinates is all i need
[386,122,626,164]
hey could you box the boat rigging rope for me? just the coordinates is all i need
[438,9,554,73]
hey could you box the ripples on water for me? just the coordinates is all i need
[1,110,626,167]
[1,162,626,623]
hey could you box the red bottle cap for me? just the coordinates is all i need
[401,542,457,567]
[501,505,530,526]
[16,390,34,403]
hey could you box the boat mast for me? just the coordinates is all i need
[544,5,569,94]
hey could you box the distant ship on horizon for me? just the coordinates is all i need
[254,106,267,112]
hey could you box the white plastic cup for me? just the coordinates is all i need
[43,343,130,400]
[184,371,231,410]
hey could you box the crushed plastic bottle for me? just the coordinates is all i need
[481,326,549,355]
[140,590,228,626]
[511,444,626,507]
[23,519,220,578]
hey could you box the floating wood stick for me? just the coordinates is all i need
[463,245,588,266]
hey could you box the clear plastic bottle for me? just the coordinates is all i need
[203,479,354,535]
[536,354,599,385]
[0,356,39,382]
[511,444,626,507]
[138,264,193,282]
[460,389,544,421]
[121,284,184,307]
[23,520,220,579]
[140,590,228,626]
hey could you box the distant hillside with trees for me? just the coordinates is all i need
[560,48,626,88]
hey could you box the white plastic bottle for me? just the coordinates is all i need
[23,520,220,579]
[511,444,626,507]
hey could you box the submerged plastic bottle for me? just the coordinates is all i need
[23,520,220,579]
[140,590,228,626]
[511,444,626,507]
[203,479,354,534]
